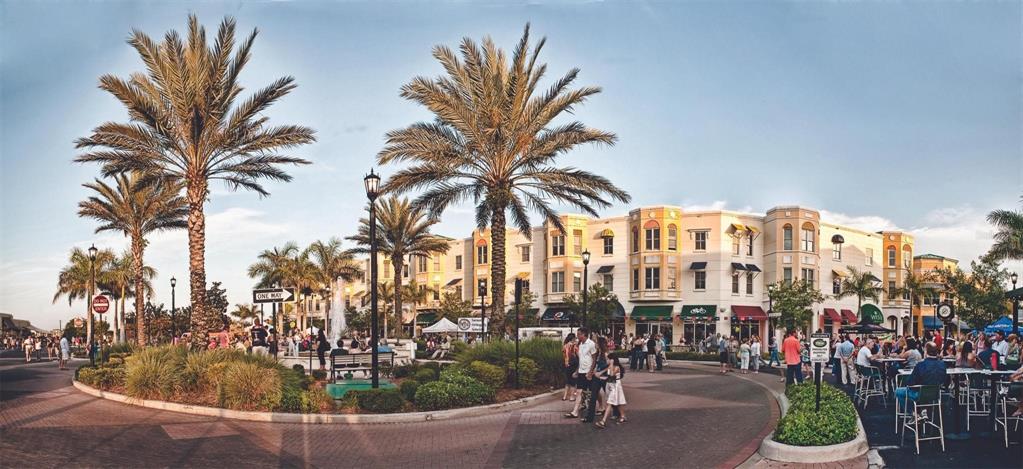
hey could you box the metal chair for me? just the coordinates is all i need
[894,374,910,433]
[964,374,991,431]
[856,364,886,409]
[996,381,1022,448]
[900,385,945,454]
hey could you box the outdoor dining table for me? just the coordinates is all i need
[874,357,905,396]
[897,367,1017,439]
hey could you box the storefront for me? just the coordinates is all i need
[540,307,574,327]
[608,301,626,345]
[679,304,716,347]
[631,305,674,344]
[731,305,767,340]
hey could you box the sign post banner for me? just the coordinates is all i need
[253,288,296,304]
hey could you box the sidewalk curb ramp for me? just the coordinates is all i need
[72,380,559,424]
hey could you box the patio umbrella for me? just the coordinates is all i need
[984,316,1013,334]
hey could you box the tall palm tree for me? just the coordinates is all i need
[377,281,396,339]
[306,238,364,322]
[891,267,937,336]
[402,280,435,337]
[53,247,116,347]
[835,266,886,322]
[78,173,186,346]
[74,15,315,347]
[378,25,631,318]
[101,251,154,343]
[348,197,450,334]
[287,251,319,332]
[248,242,300,331]
[988,203,1023,260]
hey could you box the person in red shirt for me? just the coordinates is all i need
[933,330,943,349]
[783,329,803,385]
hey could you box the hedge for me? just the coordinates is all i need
[773,383,858,446]
[467,361,506,389]
[415,370,495,410]
[399,380,420,402]
[505,357,539,387]
[414,368,438,383]
[351,388,405,413]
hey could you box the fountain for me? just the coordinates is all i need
[328,277,348,349]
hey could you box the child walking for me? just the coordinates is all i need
[597,352,627,428]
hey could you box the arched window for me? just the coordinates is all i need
[631,227,639,253]
[644,220,660,250]
[667,224,678,251]
[476,240,489,264]
[902,245,912,269]
[800,222,815,252]
[887,246,897,267]
[782,224,793,250]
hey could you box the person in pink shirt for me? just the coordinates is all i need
[218,325,230,349]
[782,329,803,385]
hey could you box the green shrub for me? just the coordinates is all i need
[414,368,438,383]
[124,345,186,400]
[393,363,419,378]
[414,381,462,410]
[279,386,304,412]
[302,387,333,413]
[421,361,441,372]
[399,380,420,402]
[774,383,858,446]
[415,350,428,359]
[79,366,125,389]
[311,370,328,381]
[292,364,305,374]
[180,348,234,394]
[467,361,506,389]
[454,338,562,386]
[439,368,495,405]
[351,389,405,413]
[220,362,283,411]
[504,357,539,387]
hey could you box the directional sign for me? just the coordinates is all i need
[810,333,830,364]
[92,295,110,314]
[252,288,296,304]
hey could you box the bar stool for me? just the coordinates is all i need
[965,374,991,431]
[857,364,886,409]
[900,384,945,454]
[996,381,1022,448]
[894,374,910,433]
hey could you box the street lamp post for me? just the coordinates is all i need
[767,284,776,342]
[88,244,98,365]
[170,277,177,343]
[1012,272,1019,336]
[581,250,590,329]
[478,279,487,342]
[365,169,381,388]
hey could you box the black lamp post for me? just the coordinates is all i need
[88,244,98,365]
[170,276,177,343]
[1012,272,1019,336]
[478,279,487,342]
[581,250,591,328]
[767,283,776,340]
[365,169,381,388]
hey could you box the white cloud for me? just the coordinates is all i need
[819,209,902,232]
[680,200,757,214]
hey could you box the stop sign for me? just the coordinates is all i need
[93,295,110,314]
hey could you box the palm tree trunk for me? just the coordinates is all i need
[120,285,127,343]
[132,236,147,347]
[392,258,404,340]
[490,208,507,331]
[186,183,209,348]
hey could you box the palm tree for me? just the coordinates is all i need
[402,280,435,337]
[230,304,259,324]
[101,251,156,343]
[53,247,116,347]
[248,242,300,331]
[78,173,186,346]
[988,203,1023,260]
[378,25,631,319]
[306,238,364,322]
[348,197,450,335]
[377,282,396,339]
[74,15,315,347]
[835,267,886,322]
[891,267,938,336]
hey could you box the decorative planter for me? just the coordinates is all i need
[756,393,869,463]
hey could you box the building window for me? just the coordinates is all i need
[603,274,614,291]
[455,255,463,270]
[632,268,640,290]
[668,225,678,251]
[418,256,427,271]
[645,267,661,289]
[520,246,530,263]
[783,224,793,250]
[603,236,614,255]
[902,289,910,301]
[384,261,391,279]
[695,231,708,251]
[573,230,583,255]
[783,267,793,284]
[732,236,740,255]
[865,248,873,266]
[903,248,911,268]
[521,280,531,295]
[477,243,488,264]
[668,268,677,289]
[801,268,815,285]
[888,280,896,299]
[552,234,565,256]
[731,273,740,294]
[833,243,842,261]
[551,271,565,293]
[432,284,440,301]
[801,223,815,252]
[631,228,639,253]
[887,247,896,267]
[644,221,660,250]
[403,264,410,278]
[747,236,754,256]
[833,279,841,295]
[573,272,582,292]
[694,271,707,290]
[746,273,754,295]
[433,257,441,271]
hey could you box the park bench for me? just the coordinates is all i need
[330,352,395,382]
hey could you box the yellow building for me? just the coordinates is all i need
[881,231,914,334]
[912,254,959,333]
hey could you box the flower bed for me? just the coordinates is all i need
[773,382,858,446]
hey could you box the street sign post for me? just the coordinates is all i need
[810,333,830,411]
[92,295,110,314]
[252,288,296,304]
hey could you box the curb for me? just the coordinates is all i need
[72,380,558,424]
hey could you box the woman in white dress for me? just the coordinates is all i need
[598,352,627,427]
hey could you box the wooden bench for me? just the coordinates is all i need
[330,352,395,382]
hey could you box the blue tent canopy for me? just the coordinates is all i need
[985,316,1014,334]
[922,316,943,330]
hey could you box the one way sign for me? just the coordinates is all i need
[252,287,296,304]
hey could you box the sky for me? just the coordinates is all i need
[1,0,1020,329]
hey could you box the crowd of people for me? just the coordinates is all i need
[561,328,629,429]
[3,331,75,370]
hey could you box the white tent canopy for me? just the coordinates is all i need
[421,318,459,333]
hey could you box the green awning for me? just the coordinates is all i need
[860,304,884,325]
[680,305,716,320]
[630,305,674,321]
[416,312,437,324]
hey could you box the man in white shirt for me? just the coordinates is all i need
[856,339,877,368]
[992,332,1010,362]
[566,327,596,421]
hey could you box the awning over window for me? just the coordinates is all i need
[611,300,626,320]
[730,223,747,232]
[832,269,846,278]
[680,304,716,320]
[831,234,845,244]
[747,226,760,234]
[630,305,673,321]
[541,307,573,322]
[599,228,614,238]
[445,278,462,287]
[868,274,882,283]
[416,312,437,324]
[822,308,842,323]
[745,264,761,273]
[731,262,747,271]
[922,316,945,330]
[690,262,707,270]
[731,305,767,320]
[596,265,614,274]
[840,309,858,324]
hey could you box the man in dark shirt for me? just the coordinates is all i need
[895,342,947,409]
[976,336,1002,371]
[250,319,269,355]
[646,335,657,373]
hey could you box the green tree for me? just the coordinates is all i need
[52,247,116,348]
[563,284,618,333]
[503,290,541,330]
[889,267,938,335]
[403,280,436,337]
[75,15,315,348]
[987,202,1023,260]
[937,257,1009,329]
[230,303,259,324]
[377,25,631,323]
[834,266,885,320]
[306,238,363,318]
[770,280,825,332]
[436,291,472,321]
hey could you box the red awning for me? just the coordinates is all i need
[731,305,767,321]
[840,309,858,323]
[823,308,842,323]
